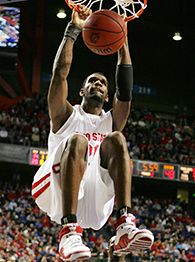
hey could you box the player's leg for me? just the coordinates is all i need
[59,134,91,261]
[100,131,154,255]
[100,131,131,209]
[60,134,88,216]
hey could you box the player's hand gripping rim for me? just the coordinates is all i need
[71,4,92,29]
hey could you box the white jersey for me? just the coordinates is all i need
[48,104,113,160]
[32,104,115,230]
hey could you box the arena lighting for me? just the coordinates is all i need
[57,9,66,19]
[173,32,182,41]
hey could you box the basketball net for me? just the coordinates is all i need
[65,0,147,21]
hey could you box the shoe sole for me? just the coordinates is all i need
[60,250,91,261]
[114,230,154,255]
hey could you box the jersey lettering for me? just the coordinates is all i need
[88,144,99,157]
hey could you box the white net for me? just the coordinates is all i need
[110,0,147,21]
[66,0,147,21]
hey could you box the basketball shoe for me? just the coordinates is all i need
[112,213,154,255]
[59,223,91,261]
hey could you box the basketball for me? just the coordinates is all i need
[82,10,127,56]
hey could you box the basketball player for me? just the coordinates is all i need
[32,5,154,261]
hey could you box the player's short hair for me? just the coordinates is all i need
[82,72,108,88]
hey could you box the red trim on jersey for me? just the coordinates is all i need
[32,181,50,199]
[32,172,50,189]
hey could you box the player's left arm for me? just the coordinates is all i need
[112,36,133,131]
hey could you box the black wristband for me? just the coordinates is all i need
[64,22,82,41]
[115,64,133,101]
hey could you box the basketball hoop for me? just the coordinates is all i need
[65,0,147,21]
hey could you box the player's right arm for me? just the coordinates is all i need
[48,6,91,133]
[47,34,74,133]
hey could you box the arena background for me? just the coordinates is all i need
[1,0,195,110]
[0,0,195,261]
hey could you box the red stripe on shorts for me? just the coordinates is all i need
[32,181,50,199]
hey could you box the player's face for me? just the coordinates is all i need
[81,73,109,104]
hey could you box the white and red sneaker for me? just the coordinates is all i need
[112,214,154,255]
[59,223,91,261]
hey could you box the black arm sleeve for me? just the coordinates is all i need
[115,64,133,101]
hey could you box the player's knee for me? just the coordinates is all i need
[107,131,128,153]
[65,134,88,157]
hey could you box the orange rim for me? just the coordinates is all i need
[125,0,147,22]
[65,0,147,22]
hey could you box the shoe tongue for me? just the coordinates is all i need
[66,223,78,231]
[59,223,83,241]
[114,214,136,229]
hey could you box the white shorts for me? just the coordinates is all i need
[32,138,115,230]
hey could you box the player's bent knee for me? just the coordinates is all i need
[100,131,128,166]
[64,134,88,156]
[104,131,128,154]
[106,131,127,145]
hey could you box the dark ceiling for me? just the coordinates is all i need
[1,0,195,112]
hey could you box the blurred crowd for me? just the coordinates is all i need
[0,95,195,165]
[0,181,195,261]
[124,108,195,166]
[0,95,49,148]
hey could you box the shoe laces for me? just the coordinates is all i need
[59,223,83,241]
[115,213,136,230]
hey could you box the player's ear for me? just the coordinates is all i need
[79,88,84,97]
[105,94,109,102]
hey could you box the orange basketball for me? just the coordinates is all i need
[82,10,127,56]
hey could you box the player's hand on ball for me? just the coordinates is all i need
[72,5,92,29]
